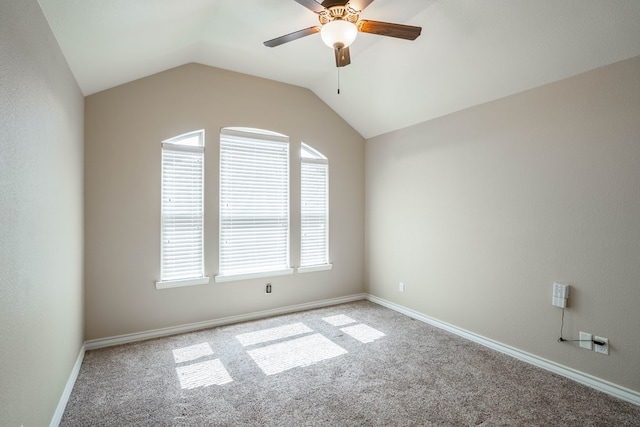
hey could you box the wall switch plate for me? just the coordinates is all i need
[579,332,593,350]
[594,336,609,355]
[399,282,405,292]
[552,282,569,308]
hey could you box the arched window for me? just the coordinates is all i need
[157,130,209,289]
[217,127,293,281]
[299,143,331,272]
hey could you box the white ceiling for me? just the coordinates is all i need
[38,0,640,139]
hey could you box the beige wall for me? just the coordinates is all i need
[0,0,85,425]
[84,64,365,340]
[366,56,640,392]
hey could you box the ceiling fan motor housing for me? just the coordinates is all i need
[319,6,360,25]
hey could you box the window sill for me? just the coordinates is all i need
[155,276,210,290]
[297,264,333,274]
[215,268,294,283]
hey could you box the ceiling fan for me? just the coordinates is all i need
[264,0,422,68]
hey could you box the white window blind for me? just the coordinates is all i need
[158,130,207,286]
[218,128,291,281]
[300,143,329,268]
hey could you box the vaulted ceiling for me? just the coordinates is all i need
[38,0,640,138]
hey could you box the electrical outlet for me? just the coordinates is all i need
[579,332,593,350]
[265,283,272,294]
[594,336,609,355]
[399,282,405,292]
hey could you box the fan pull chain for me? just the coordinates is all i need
[337,67,340,95]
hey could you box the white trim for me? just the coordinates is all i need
[297,264,333,274]
[162,129,205,146]
[161,142,204,153]
[221,127,289,143]
[214,268,294,283]
[300,142,327,160]
[155,276,210,289]
[85,293,367,350]
[366,295,640,407]
[50,344,85,427]
[299,157,328,165]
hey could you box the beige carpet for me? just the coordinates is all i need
[61,301,640,426]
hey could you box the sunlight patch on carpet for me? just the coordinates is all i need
[175,359,232,389]
[236,322,313,347]
[172,342,214,364]
[341,324,385,343]
[322,314,357,326]
[247,333,347,375]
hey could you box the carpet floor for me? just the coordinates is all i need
[61,300,640,426]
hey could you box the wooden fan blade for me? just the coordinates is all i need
[357,20,422,40]
[334,46,351,67]
[347,0,374,12]
[264,26,322,47]
[321,0,348,7]
[295,0,326,13]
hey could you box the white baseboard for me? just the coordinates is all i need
[85,293,367,350]
[50,344,85,427]
[366,294,640,407]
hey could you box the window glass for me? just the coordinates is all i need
[300,143,329,268]
[160,130,205,282]
[217,128,292,281]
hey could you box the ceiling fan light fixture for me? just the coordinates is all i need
[320,20,357,49]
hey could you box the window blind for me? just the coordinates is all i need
[301,152,329,267]
[219,128,290,278]
[160,131,205,282]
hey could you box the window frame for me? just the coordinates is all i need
[298,143,332,273]
[156,130,210,290]
[216,127,293,283]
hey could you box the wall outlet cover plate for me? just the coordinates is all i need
[594,336,609,355]
[579,332,593,350]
